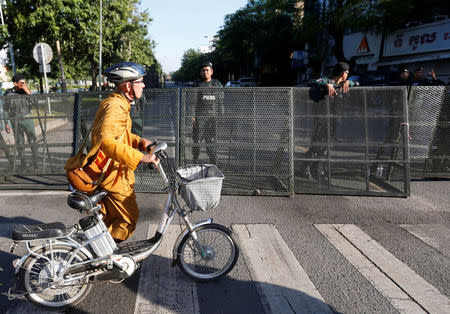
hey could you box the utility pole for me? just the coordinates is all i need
[0,3,16,75]
[98,0,102,91]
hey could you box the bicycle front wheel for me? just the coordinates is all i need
[177,223,239,282]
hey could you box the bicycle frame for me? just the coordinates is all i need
[10,146,214,286]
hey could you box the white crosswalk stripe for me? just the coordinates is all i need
[134,224,199,314]
[134,223,449,314]
[315,224,450,314]
[400,224,450,258]
[233,224,332,314]
[4,223,447,313]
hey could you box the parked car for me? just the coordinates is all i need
[225,80,240,87]
[238,77,257,87]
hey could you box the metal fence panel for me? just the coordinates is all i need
[294,86,409,196]
[0,86,419,197]
[409,86,450,177]
[0,93,75,188]
[180,87,294,196]
[133,89,179,192]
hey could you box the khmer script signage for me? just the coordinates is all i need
[383,20,450,57]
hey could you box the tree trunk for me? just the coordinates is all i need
[56,40,68,92]
[90,63,98,90]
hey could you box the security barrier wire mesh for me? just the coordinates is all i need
[133,89,179,192]
[179,87,294,196]
[408,86,450,177]
[4,85,447,196]
[0,93,75,189]
[294,86,409,196]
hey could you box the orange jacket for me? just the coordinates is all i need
[65,91,144,194]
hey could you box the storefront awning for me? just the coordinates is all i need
[375,51,450,66]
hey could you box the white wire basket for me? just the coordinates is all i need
[176,164,225,211]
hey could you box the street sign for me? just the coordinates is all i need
[39,64,51,73]
[33,42,53,64]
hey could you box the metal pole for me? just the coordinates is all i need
[0,4,4,25]
[98,0,102,90]
[40,43,51,114]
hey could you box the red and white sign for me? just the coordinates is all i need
[343,32,382,65]
[383,20,450,57]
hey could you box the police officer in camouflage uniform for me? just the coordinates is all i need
[192,61,223,164]
[0,98,14,166]
[3,74,39,169]
[302,62,356,182]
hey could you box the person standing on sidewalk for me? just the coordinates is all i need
[192,61,223,164]
[3,74,39,170]
[65,62,159,243]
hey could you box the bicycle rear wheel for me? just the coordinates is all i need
[19,244,92,310]
[177,223,239,282]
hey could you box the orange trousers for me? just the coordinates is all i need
[100,191,139,241]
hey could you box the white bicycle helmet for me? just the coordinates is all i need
[104,62,146,85]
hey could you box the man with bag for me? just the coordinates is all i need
[65,62,159,242]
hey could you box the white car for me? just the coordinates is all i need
[225,80,240,87]
[238,77,257,87]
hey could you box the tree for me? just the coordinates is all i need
[0,0,159,88]
[171,49,205,82]
[212,0,301,85]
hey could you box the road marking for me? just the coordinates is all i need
[134,224,199,314]
[0,191,70,197]
[233,224,332,313]
[400,224,450,257]
[315,224,450,314]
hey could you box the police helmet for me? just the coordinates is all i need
[200,61,213,69]
[104,62,146,85]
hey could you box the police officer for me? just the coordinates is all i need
[410,67,444,86]
[399,69,410,85]
[302,62,356,183]
[3,74,39,169]
[192,61,223,164]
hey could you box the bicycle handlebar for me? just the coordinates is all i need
[146,141,168,170]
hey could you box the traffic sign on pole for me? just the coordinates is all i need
[33,43,53,64]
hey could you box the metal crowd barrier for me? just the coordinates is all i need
[408,86,450,177]
[2,85,447,196]
[294,86,409,196]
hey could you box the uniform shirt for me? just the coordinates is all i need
[314,77,356,89]
[193,79,224,116]
[410,78,444,86]
[2,88,32,120]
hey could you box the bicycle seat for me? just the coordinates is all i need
[11,222,66,241]
[67,190,108,212]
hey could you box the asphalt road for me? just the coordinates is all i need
[0,178,449,313]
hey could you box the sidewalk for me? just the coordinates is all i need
[1,118,69,145]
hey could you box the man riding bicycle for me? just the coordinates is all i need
[65,62,159,242]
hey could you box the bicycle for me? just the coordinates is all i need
[6,141,239,311]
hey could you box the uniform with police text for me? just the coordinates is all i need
[192,79,223,164]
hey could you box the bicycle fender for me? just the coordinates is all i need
[172,218,213,262]
[13,240,94,274]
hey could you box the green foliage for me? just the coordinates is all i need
[0,0,159,86]
[174,0,302,85]
[171,49,206,82]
